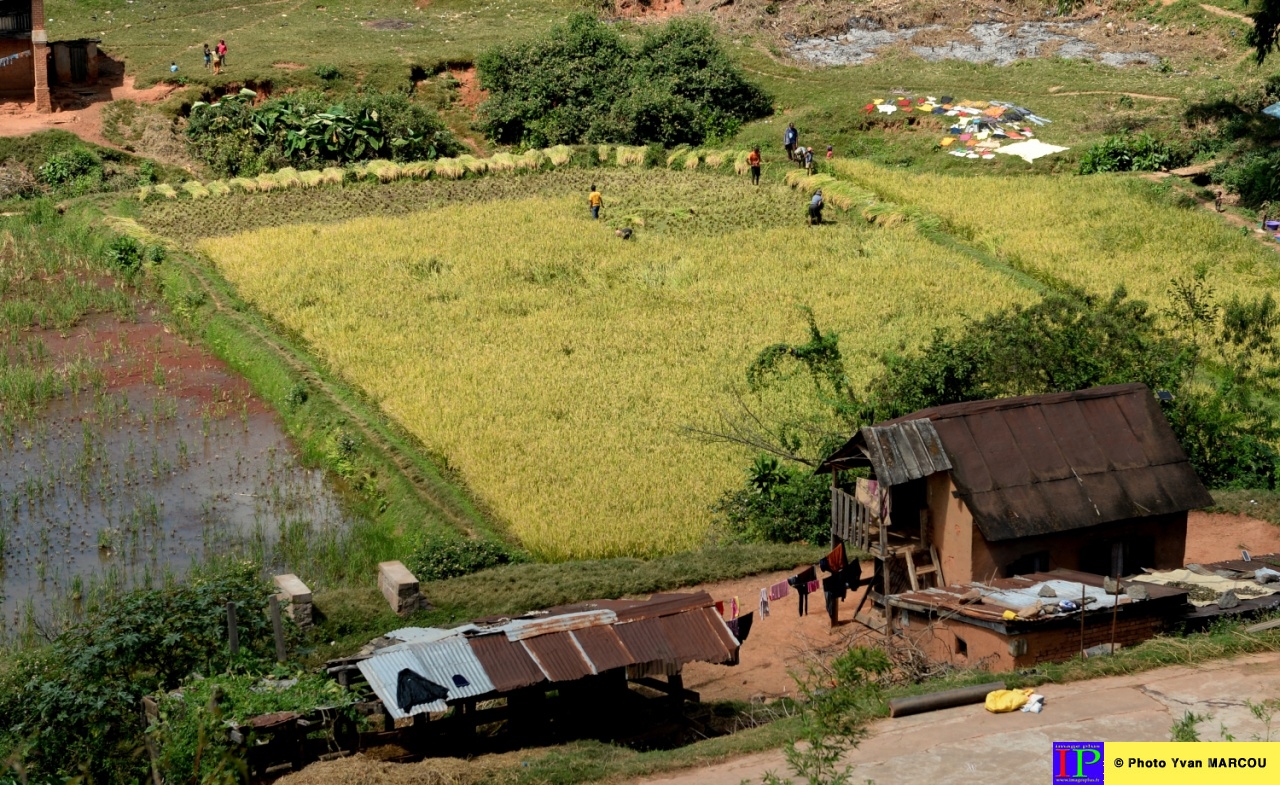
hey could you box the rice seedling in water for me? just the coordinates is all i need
[201,180,1036,559]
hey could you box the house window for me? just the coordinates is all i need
[954,634,968,657]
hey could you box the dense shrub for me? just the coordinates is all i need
[714,454,832,545]
[0,563,277,782]
[1212,149,1280,209]
[186,89,462,177]
[37,145,104,194]
[408,532,527,581]
[1078,132,1186,174]
[477,14,771,148]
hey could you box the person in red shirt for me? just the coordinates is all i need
[215,39,228,74]
[747,147,761,185]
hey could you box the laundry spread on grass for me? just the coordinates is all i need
[865,93,1067,162]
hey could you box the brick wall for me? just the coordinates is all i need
[0,38,34,97]
[900,610,1168,672]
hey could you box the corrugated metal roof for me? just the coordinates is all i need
[386,626,471,644]
[522,631,595,681]
[571,625,634,673]
[818,384,1213,541]
[358,635,496,720]
[468,633,547,692]
[502,610,617,641]
[657,608,738,665]
[613,617,678,664]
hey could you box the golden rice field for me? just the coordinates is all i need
[833,160,1280,308]
[199,177,1036,559]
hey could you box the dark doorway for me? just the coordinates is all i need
[1079,536,1156,577]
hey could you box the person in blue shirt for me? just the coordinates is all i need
[783,122,798,161]
[169,62,178,73]
[808,189,824,225]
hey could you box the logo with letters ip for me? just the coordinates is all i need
[1053,742,1105,784]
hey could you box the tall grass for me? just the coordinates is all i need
[201,183,1035,559]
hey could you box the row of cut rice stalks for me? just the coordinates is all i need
[139,146,758,202]
[783,169,940,229]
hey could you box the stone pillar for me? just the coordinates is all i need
[273,573,314,630]
[378,560,422,616]
[31,0,51,112]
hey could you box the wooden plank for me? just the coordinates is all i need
[1245,617,1280,634]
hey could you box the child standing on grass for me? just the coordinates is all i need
[747,147,761,186]
[203,44,212,69]
[589,185,603,220]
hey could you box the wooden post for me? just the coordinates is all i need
[226,601,239,657]
[1079,583,1086,659]
[830,470,838,548]
[270,595,287,663]
[1110,574,1120,656]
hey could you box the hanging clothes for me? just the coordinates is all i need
[769,580,790,601]
[732,596,740,620]
[789,566,816,616]
[734,611,754,644]
[759,587,770,618]
[806,579,820,594]
[715,600,724,617]
[824,543,846,573]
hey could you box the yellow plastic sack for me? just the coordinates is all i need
[985,688,1034,713]
[1002,610,1017,620]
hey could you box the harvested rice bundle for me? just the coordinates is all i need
[518,149,546,170]
[154,183,179,199]
[399,161,435,179]
[206,180,232,196]
[273,167,302,188]
[228,177,257,193]
[433,158,466,179]
[459,155,488,175]
[489,152,519,172]
[546,145,572,166]
[616,146,646,167]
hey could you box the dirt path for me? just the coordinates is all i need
[631,651,1280,785]
[0,73,176,150]
[677,510,1279,704]
[1046,89,1177,101]
[1198,3,1253,24]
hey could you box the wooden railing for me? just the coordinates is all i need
[831,486,880,553]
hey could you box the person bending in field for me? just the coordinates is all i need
[747,147,761,185]
[589,185,603,220]
[783,122,798,161]
[808,189,824,226]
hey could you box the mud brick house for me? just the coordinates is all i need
[820,384,1214,596]
[0,0,49,111]
[820,384,1210,670]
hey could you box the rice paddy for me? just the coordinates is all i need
[198,172,1036,559]
[832,160,1280,308]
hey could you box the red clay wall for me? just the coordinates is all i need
[0,38,35,98]
[969,513,1187,582]
[901,611,1168,671]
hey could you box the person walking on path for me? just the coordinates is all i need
[808,189,824,226]
[203,44,212,69]
[747,147,761,185]
[588,185,603,220]
[783,122,798,161]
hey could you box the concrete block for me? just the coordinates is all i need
[273,573,314,629]
[379,560,421,616]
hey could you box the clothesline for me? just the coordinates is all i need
[715,542,858,643]
[0,50,31,69]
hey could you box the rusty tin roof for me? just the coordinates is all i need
[522,631,595,681]
[819,384,1213,541]
[467,632,548,692]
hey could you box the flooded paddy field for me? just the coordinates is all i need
[0,306,352,639]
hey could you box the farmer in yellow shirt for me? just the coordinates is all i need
[589,185,603,220]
